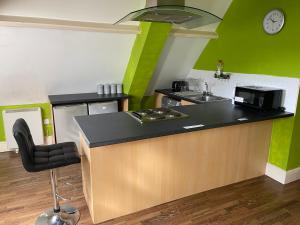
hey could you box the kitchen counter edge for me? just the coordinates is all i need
[75,103,294,149]
[49,92,130,106]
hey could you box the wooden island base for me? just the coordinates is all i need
[80,121,272,224]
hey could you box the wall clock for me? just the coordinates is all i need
[263,9,285,35]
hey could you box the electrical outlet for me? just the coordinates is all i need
[43,118,50,125]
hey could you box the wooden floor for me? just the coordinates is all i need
[1,152,300,225]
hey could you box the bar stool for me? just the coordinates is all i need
[13,118,81,225]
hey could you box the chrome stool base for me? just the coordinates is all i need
[36,205,80,225]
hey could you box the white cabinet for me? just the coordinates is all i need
[53,104,88,147]
[88,101,118,115]
[53,101,118,148]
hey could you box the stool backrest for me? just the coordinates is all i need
[13,118,36,172]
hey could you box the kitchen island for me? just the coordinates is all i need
[75,102,293,224]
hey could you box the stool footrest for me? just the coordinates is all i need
[56,193,69,201]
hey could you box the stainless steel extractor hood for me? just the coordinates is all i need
[115,0,222,29]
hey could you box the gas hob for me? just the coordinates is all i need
[128,108,188,123]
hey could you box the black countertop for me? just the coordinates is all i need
[75,102,293,148]
[49,92,129,106]
[156,89,186,101]
[155,89,232,104]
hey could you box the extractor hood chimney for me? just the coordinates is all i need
[115,0,222,29]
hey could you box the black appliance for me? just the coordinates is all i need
[234,86,284,111]
[172,81,188,92]
[128,108,188,124]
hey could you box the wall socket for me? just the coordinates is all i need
[43,118,50,125]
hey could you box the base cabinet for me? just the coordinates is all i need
[154,93,166,108]
[180,100,195,106]
[80,121,272,224]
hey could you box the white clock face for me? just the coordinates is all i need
[263,9,285,35]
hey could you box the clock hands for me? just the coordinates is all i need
[269,18,277,23]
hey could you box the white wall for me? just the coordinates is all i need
[0,0,144,105]
[0,0,233,104]
[0,27,135,105]
[146,36,209,95]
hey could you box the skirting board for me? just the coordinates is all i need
[0,142,8,153]
[265,163,300,184]
[0,136,54,153]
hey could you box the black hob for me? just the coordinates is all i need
[128,108,189,123]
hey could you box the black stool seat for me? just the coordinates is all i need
[13,118,80,172]
[34,142,80,172]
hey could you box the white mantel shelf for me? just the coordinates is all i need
[0,15,218,39]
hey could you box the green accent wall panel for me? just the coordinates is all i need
[141,95,156,109]
[123,22,172,110]
[193,0,300,171]
[288,96,300,170]
[0,103,53,142]
[194,0,300,78]
[269,117,294,170]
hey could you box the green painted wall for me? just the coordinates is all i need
[141,95,156,109]
[0,103,53,142]
[269,117,295,169]
[288,96,300,169]
[123,22,172,110]
[194,0,300,78]
[194,0,300,170]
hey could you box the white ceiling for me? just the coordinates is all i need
[0,0,231,24]
[0,0,144,23]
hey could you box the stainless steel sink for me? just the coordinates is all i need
[173,91,203,97]
[172,91,231,103]
[184,94,231,103]
[189,95,228,102]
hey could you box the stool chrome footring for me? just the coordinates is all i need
[35,205,80,225]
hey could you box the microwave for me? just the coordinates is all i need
[234,86,284,111]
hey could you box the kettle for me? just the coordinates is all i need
[172,81,188,92]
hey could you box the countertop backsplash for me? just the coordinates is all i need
[186,69,300,113]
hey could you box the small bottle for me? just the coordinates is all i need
[215,60,224,78]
